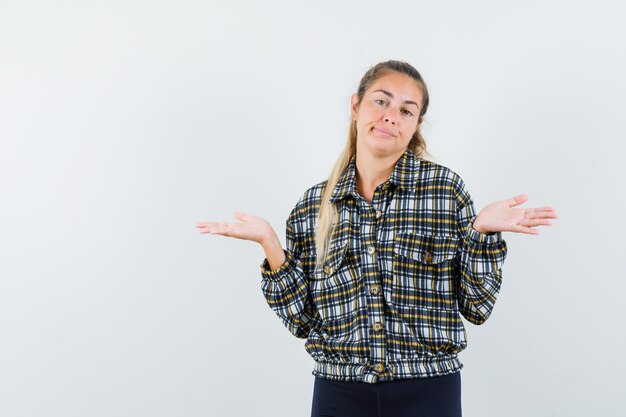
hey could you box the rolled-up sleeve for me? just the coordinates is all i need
[260,206,319,339]
[453,177,508,325]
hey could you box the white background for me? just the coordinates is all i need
[1,1,624,416]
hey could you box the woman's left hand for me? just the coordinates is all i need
[473,194,558,235]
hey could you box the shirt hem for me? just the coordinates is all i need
[311,355,463,383]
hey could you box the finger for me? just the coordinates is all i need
[511,223,540,235]
[196,222,216,231]
[198,226,220,234]
[196,221,223,228]
[519,218,553,227]
[212,222,231,233]
[507,194,529,208]
[527,206,557,213]
[197,222,229,234]
[524,208,559,219]
[539,208,559,218]
[234,211,247,221]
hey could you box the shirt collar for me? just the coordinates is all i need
[329,147,420,204]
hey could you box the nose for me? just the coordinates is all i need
[383,108,398,125]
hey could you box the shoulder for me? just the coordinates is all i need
[287,179,329,224]
[417,158,467,192]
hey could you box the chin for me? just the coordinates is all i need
[365,146,398,159]
[357,136,403,157]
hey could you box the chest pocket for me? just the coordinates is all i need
[391,232,459,311]
[309,237,360,325]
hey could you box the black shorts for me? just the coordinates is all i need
[310,371,462,417]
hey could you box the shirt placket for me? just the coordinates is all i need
[356,185,392,383]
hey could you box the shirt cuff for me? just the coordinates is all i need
[466,218,504,245]
[260,249,296,280]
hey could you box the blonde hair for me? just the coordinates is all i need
[315,60,432,267]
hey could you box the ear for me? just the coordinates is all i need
[350,93,359,119]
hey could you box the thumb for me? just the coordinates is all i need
[234,211,246,221]
[508,194,529,208]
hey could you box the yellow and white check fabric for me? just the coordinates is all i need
[260,148,508,383]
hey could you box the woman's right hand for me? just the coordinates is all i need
[197,211,286,271]
[195,211,276,246]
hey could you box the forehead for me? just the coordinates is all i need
[367,71,423,102]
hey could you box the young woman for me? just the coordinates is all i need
[196,60,558,417]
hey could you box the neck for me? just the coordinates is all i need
[355,150,401,195]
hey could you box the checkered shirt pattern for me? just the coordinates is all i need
[260,147,508,383]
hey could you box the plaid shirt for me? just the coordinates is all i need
[260,147,508,383]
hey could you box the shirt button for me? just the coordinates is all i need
[423,251,433,263]
[324,265,332,275]
[367,245,376,255]
[370,285,380,295]
[374,363,385,373]
[375,210,382,219]
[372,322,383,331]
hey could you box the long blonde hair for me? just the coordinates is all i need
[315,60,432,267]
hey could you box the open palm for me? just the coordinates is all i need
[474,194,558,235]
[195,211,274,244]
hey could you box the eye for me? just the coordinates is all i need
[375,99,387,106]
[402,109,414,116]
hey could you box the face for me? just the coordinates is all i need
[351,71,423,159]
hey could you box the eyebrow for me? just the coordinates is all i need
[373,89,420,110]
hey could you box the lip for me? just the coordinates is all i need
[373,127,395,137]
